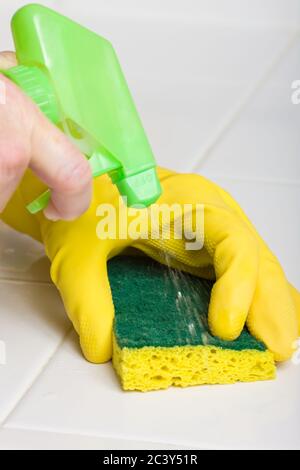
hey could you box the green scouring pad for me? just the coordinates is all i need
[108,256,276,392]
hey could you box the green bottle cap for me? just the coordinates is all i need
[2,65,60,124]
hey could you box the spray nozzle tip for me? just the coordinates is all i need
[116,168,162,208]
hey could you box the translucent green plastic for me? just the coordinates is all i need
[2,4,162,211]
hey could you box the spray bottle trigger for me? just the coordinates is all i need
[26,190,51,215]
[26,152,122,215]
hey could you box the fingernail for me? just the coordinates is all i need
[0,201,7,213]
[44,207,60,222]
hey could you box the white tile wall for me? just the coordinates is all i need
[0,0,299,450]
[199,38,300,182]
[2,1,300,37]
[54,1,300,29]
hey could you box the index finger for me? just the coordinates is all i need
[0,52,93,221]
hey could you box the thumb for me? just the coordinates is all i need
[247,260,298,361]
[50,244,115,363]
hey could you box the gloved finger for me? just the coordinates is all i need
[247,259,298,362]
[50,246,114,363]
[289,283,300,334]
[216,184,266,243]
[205,205,259,341]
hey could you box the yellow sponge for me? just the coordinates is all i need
[109,256,276,392]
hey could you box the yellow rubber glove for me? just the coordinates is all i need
[1,168,299,363]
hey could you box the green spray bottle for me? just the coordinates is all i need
[1,3,162,213]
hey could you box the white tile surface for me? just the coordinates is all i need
[0,223,51,283]
[0,428,185,450]
[4,331,300,450]
[199,38,300,182]
[204,177,300,288]
[0,281,70,423]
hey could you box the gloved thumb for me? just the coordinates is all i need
[289,283,300,335]
[205,205,259,341]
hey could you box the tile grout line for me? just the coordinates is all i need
[1,425,194,450]
[190,29,300,173]
[200,175,300,187]
[0,278,53,286]
[0,328,73,428]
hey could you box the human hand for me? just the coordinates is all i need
[0,51,92,221]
